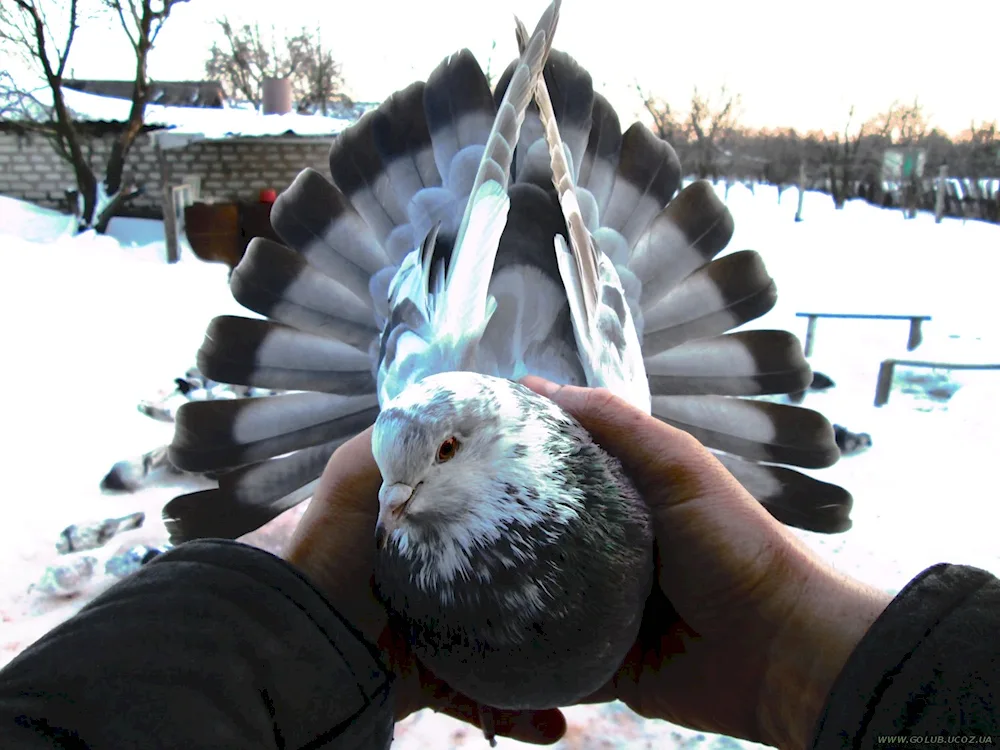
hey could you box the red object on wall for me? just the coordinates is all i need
[259,188,277,204]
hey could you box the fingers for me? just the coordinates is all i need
[396,653,566,744]
[519,377,806,618]
[434,695,566,745]
[285,426,387,642]
[519,376,751,515]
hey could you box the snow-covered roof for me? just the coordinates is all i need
[2,84,360,144]
[61,88,356,141]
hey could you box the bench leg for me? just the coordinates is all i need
[874,360,897,407]
[907,318,924,351]
[803,316,818,357]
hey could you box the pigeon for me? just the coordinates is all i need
[833,424,872,456]
[56,511,146,554]
[164,0,853,711]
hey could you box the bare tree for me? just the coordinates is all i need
[292,29,346,115]
[822,106,867,209]
[205,19,348,113]
[637,83,685,143]
[636,82,690,179]
[955,120,999,220]
[755,127,806,203]
[684,85,741,180]
[0,0,188,232]
[103,0,188,211]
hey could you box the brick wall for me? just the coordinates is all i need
[0,131,334,216]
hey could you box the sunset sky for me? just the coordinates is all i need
[8,0,999,136]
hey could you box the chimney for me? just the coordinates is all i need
[261,77,292,115]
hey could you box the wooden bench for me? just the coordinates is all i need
[874,358,1000,407]
[797,313,932,357]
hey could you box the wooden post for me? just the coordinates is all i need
[794,162,806,222]
[803,315,818,357]
[874,359,898,407]
[156,139,180,264]
[935,164,947,224]
[906,317,925,351]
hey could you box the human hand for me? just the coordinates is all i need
[284,426,567,745]
[520,377,892,750]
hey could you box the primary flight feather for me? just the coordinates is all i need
[165,0,852,715]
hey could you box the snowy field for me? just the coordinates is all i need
[1,185,998,749]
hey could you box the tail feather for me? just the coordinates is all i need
[602,124,681,247]
[577,94,622,214]
[169,392,379,473]
[164,438,342,543]
[645,330,811,396]
[651,396,840,469]
[197,316,376,395]
[231,237,380,350]
[329,109,408,240]
[424,49,497,185]
[642,250,777,357]
[714,452,853,533]
[270,169,390,299]
[371,81,440,201]
[630,180,735,307]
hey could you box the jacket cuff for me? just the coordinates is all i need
[811,563,999,748]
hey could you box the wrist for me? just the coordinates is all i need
[757,558,891,749]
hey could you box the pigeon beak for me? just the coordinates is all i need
[375,482,416,550]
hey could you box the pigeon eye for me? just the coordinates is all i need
[436,436,460,463]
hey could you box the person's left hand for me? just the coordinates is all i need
[285,426,567,745]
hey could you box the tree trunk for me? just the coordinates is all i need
[104,67,149,210]
[794,163,806,222]
[830,166,846,209]
[934,165,947,223]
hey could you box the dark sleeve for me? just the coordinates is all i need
[812,563,1000,748]
[0,540,394,750]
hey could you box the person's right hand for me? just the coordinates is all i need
[520,377,892,750]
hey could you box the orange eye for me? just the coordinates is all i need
[436,436,460,463]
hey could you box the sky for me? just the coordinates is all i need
[7,0,1000,136]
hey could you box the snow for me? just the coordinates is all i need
[2,186,1000,749]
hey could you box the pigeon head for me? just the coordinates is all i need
[371,371,579,589]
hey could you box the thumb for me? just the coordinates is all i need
[286,426,387,643]
[518,376,740,507]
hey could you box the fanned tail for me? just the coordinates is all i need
[165,1,852,542]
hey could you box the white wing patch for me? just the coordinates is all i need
[439,180,510,338]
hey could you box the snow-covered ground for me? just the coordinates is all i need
[1,186,999,749]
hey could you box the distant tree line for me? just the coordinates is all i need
[641,86,999,224]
